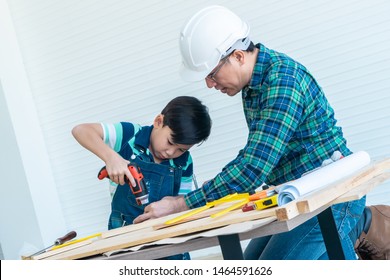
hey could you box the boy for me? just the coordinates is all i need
[72,96,211,260]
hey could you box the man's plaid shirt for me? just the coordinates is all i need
[185,43,351,208]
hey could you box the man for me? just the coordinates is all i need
[134,5,389,260]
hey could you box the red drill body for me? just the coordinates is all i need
[98,163,149,205]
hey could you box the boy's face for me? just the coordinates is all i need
[150,114,193,163]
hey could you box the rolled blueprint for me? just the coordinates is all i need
[277,151,371,205]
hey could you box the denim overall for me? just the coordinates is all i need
[108,149,190,260]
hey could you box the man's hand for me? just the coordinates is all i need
[133,196,189,224]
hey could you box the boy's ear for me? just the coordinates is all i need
[153,114,164,128]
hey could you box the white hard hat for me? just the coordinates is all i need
[179,5,250,81]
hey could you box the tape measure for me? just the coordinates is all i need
[242,194,278,212]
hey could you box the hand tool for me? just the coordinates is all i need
[210,189,277,218]
[242,194,278,212]
[98,162,149,205]
[210,199,249,218]
[28,231,77,257]
[164,193,249,225]
[210,187,278,218]
[249,186,276,201]
[165,189,278,223]
[51,232,102,250]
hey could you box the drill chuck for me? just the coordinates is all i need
[136,194,149,205]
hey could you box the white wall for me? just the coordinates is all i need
[0,0,389,259]
[0,81,42,260]
[0,0,68,259]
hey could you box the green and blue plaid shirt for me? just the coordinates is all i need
[185,43,351,208]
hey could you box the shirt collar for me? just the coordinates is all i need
[134,125,189,166]
[242,43,271,99]
[134,125,153,152]
[248,43,271,90]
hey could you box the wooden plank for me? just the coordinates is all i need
[330,172,390,204]
[91,171,390,260]
[275,200,300,221]
[154,200,248,230]
[91,204,333,260]
[89,236,222,260]
[100,208,202,239]
[297,158,390,214]
[23,239,93,260]
[42,210,277,260]
[101,200,247,238]
[39,157,390,260]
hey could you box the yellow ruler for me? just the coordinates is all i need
[164,193,249,225]
[50,233,102,250]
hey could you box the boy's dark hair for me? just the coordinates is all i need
[161,96,211,145]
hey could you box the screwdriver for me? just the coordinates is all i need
[28,231,77,257]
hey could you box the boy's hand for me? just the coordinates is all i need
[105,155,136,186]
[133,196,189,224]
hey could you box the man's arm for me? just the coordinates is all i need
[133,196,189,223]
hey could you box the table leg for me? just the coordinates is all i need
[317,207,346,260]
[218,234,244,260]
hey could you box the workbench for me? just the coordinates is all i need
[30,158,390,260]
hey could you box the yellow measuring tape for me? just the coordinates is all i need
[164,193,249,225]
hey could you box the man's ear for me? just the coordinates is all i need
[153,114,164,128]
[232,50,245,65]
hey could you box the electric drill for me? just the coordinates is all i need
[97,162,149,205]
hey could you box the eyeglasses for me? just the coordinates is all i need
[206,56,229,82]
